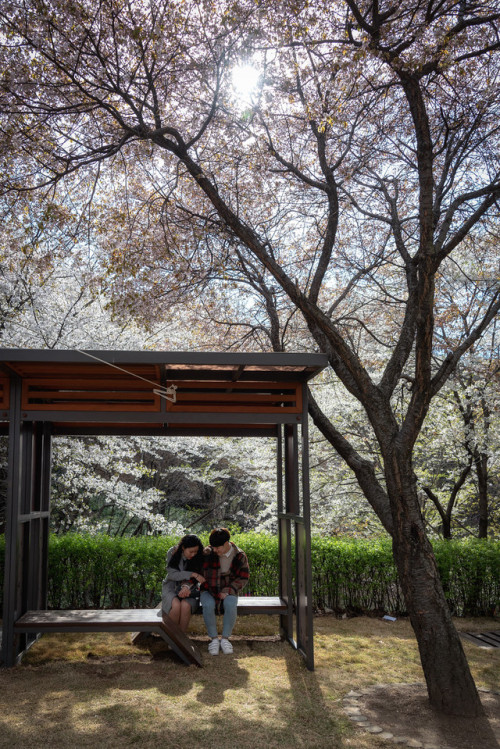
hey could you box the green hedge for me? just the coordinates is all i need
[434,538,500,616]
[311,537,403,614]
[47,534,175,609]
[0,534,499,616]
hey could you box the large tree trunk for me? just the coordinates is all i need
[386,449,484,716]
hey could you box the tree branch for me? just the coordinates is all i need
[308,390,394,535]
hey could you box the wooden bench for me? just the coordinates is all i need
[221,595,288,615]
[14,596,288,666]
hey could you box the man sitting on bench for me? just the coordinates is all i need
[200,527,250,655]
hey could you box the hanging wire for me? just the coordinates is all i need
[75,349,177,402]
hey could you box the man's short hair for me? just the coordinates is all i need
[209,527,230,547]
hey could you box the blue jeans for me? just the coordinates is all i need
[200,591,238,638]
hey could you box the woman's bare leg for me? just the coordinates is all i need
[179,600,192,632]
[165,597,181,626]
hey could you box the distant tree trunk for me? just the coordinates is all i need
[423,460,473,540]
[457,392,491,539]
[423,486,452,539]
[385,448,484,716]
[475,449,489,539]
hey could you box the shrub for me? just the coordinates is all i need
[433,538,500,617]
[47,533,177,609]
[0,533,499,616]
[311,537,404,613]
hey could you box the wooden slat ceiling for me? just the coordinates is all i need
[0,350,327,433]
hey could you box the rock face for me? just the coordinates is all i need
[138,446,266,530]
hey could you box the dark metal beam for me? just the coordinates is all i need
[284,424,300,515]
[0,347,327,370]
[51,426,279,438]
[19,411,303,425]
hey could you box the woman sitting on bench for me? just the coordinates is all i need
[162,534,205,632]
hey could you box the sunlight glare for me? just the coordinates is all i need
[232,64,261,102]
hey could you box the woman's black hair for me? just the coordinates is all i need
[169,534,204,572]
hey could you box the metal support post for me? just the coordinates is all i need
[2,376,22,666]
[300,383,314,670]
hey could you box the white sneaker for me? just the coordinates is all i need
[208,638,220,655]
[220,638,233,654]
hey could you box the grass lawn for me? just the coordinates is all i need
[0,615,498,748]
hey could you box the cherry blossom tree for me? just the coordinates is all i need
[0,192,76,333]
[49,436,183,536]
[49,434,271,536]
[418,352,500,539]
[1,0,499,715]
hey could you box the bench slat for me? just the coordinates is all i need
[15,609,164,630]
[236,596,288,614]
[14,597,288,632]
[14,607,203,667]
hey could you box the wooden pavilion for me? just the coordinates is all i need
[0,349,327,668]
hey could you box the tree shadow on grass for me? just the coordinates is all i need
[0,639,351,749]
[214,639,347,746]
[282,644,349,746]
[195,658,250,705]
[357,683,500,749]
[6,621,498,748]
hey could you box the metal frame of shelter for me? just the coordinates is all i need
[0,349,327,669]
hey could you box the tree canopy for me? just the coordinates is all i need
[1,0,499,716]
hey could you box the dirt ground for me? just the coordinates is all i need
[1,615,499,749]
[350,682,500,749]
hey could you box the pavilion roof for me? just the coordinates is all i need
[0,349,328,436]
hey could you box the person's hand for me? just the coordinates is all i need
[178,586,190,599]
[219,592,228,600]
[192,573,205,584]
